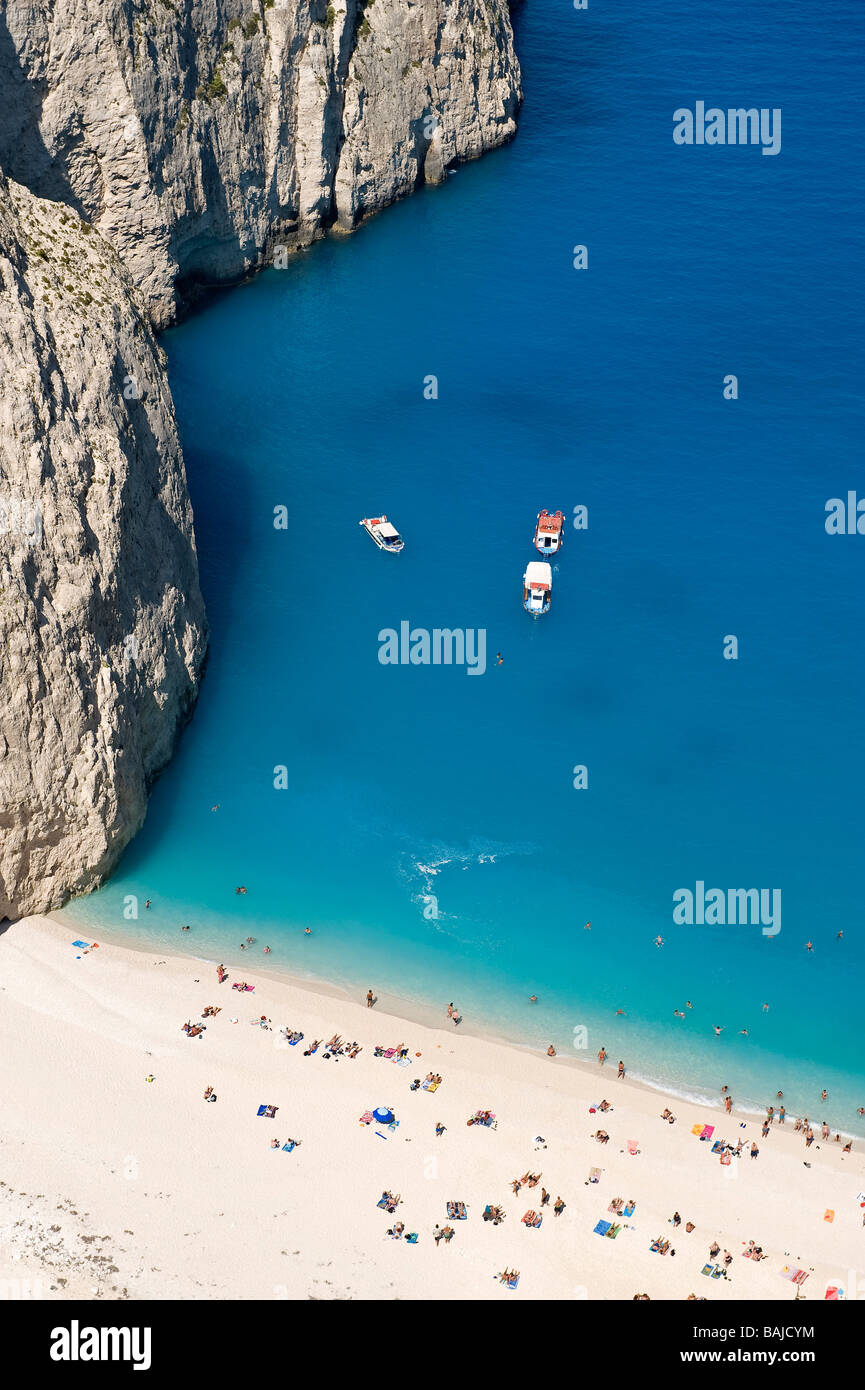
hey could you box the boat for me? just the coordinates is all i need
[359,515,404,553]
[533,509,564,556]
[522,561,552,616]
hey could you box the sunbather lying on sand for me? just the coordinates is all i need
[594,1130,609,1144]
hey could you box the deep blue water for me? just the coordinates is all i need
[67,0,865,1126]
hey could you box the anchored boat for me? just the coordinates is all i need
[359,515,404,553]
[523,561,552,616]
[533,509,564,556]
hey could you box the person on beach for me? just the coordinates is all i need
[671,1211,681,1227]
[724,1096,732,1114]
[541,1188,550,1206]
[553,1197,565,1216]
[366,989,374,1008]
[617,1060,625,1080]
[435,1123,446,1137]
[447,1003,454,1018]
[761,1121,770,1138]
[778,1106,786,1124]
[750,1142,759,1159]
[709,1241,720,1260]
[547,1044,557,1057]
[598,1047,607,1066]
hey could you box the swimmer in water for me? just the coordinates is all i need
[837,931,843,940]
[654,935,664,947]
[674,1010,685,1019]
[713,1025,724,1036]
[264,946,271,954]
[529,995,538,1003]
[738,1029,748,1036]
[304,928,312,935]
[211,804,219,811]
[805,941,813,952]
[584,922,592,931]
[615,1008,626,1016]
[547,1045,557,1057]
[762,1003,770,1012]
[821,1089,828,1101]
[685,1001,693,1009]
[145,899,152,909]
[496,653,504,666]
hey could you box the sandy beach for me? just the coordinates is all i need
[1,913,862,1302]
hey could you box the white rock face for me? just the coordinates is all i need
[0,1,520,917]
[0,0,522,325]
[0,174,207,918]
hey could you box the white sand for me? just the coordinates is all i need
[1,913,861,1301]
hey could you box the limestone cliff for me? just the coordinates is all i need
[0,0,520,918]
[0,0,522,326]
[0,173,207,918]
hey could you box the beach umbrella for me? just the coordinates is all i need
[373,1107,394,1124]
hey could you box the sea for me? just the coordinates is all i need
[64,0,865,1130]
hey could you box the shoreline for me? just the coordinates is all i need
[2,912,863,1301]
[48,908,865,1142]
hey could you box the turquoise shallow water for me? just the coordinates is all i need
[66,1,865,1129]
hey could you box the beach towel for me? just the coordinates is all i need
[606,1224,621,1239]
[397,1057,411,1067]
[257,1104,278,1117]
[700,1125,715,1140]
[781,1266,809,1285]
[72,939,90,949]
[701,1264,716,1277]
[711,1140,725,1154]
[507,1275,519,1290]
[593,1220,611,1237]
[711,1266,723,1278]
[359,1111,374,1125]
[282,1141,296,1153]
[626,1140,639,1155]
[421,1079,431,1090]
[623,1201,636,1218]
[428,1082,440,1092]
[383,1049,396,1059]
[824,1285,842,1300]
[588,1167,602,1184]
[691,1123,704,1136]
[824,1209,835,1222]
[406,1233,419,1244]
[288,1037,301,1046]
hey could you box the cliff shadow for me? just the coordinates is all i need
[0,14,88,216]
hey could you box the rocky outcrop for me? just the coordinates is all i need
[0,173,207,918]
[0,0,522,326]
[0,0,520,918]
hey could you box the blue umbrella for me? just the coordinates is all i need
[373,1107,394,1124]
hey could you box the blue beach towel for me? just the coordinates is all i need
[282,1141,296,1152]
[594,1220,612,1237]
